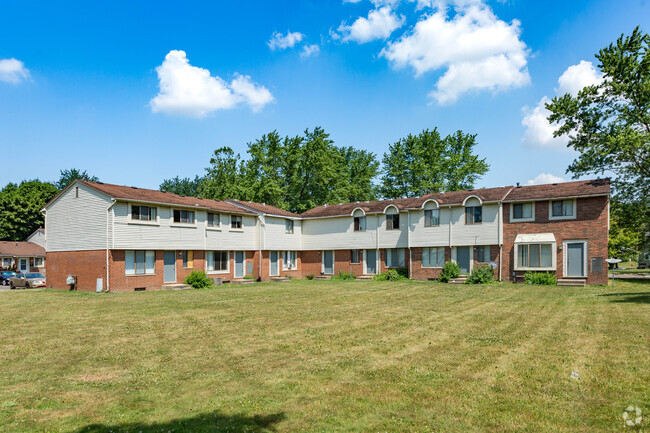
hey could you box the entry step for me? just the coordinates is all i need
[356,275,374,280]
[314,275,331,280]
[449,276,468,284]
[271,277,291,282]
[557,278,586,287]
[161,284,194,291]
[232,279,256,285]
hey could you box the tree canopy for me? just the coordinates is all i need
[159,176,204,197]
[380,128,489,198]
[56,168,99,190]
[0,180,59,241]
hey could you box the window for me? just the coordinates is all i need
[34,257,44,267]
[424,209,439,226]
[231,215,242,229]
[285,219,294,234]
[283,251,297,270]
[125,250,155,275]
[354,216,366,231]
[517,244,553,268]
[351,249,361,264]
[477,246,491,263]
[422,247,445,268]
[386,214,400,230]
[132,205,157,221]
[512,203,533,220]
[386,248,405,268]
[552,200,573,217]
[207,251,228,272]
[207,213,220,227]
[173,209,195,224]
[465,206,482,224]
[1,258,11,268]
[182,251,193,268]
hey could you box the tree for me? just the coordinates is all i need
[56,168,99,190]
[160,175,204,197]
[0,180,59,241]
[608,199,645,260]
[547,27,650,237]
[380,128,489,198]
[200,147,247,201]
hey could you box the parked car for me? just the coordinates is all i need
[9,272,46,289]
[1,271,17,286]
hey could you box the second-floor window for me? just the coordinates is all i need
[285,219,294,234]
[173,209,194,224]
[354,216,366,231]
[207,213,220,227]
[424,209,439,226]
[231,215,242,229]
[386,214,400,230]
[512,203,533,220]
[465,206,482,224]
[552,200,573,217]
[132,205,156,221]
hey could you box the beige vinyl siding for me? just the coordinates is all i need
[46,183,112,252]
[205,215,259,251]
[452,203,500,245]
[378,212,408,249]
[409,208,451,247]
[264,216,301,251]
[301,215,379,250]
[26,230,46,249]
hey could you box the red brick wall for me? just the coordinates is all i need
[379,248,411,275]
[300,250,322,278]
[502,196,609,285]
[46,250,107,291]
[410,247,452,280]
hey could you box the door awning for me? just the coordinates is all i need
[514,233,556,243]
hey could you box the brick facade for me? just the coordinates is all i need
[46,250,107,291]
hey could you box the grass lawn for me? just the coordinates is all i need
[1,280,648,432]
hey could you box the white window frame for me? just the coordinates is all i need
[562,240,588,278]
[206,250,230,274]
[285,219,294,234]
[509,202,535,222]
[422,247,445,268]
[1,257,12,268]
[386,214,400,230]
[282,251,297,270]
[125,250,156,276]
[207,213,221,230]
[353,216,366,232]
[549,199,577,221]
[424,209,440,227]
[172,209,196,226]
[34,257,44,267]
[476,245,491,263]
[128,204,159,225]
[385,248,406,268]
[321,250,335,274]
[514,243,557,271]
[230,215,243,231]
[465,206,483,224]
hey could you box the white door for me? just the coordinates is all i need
[18,258,28,272]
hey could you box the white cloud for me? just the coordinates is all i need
[150,50,274,118]
[521,61,603,149]
[556,60,603,96]
[0,58,30,83]
[301,44,321,58]
[337,6,406,43]
[267,31,304,50]
[381,3,530,104]
[527,173,566,185]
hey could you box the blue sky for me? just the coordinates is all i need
[1,0,648,191]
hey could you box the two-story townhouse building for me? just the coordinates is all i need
[42,178,609,291]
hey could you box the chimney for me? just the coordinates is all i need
[516,182,521,188]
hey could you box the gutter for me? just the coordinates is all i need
[106,199,117,292]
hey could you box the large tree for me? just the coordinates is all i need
[380,128,489,198]
[56,168,99,190]
[547,27,650,241]
[0,180,59,241]
[160,175,204,197]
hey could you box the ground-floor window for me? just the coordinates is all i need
[422,247,444,268]
[182,250,193,268]
[283,251,297,270]
[34,257,44,267]
[351,249,362,264]
[477,246,491,263]
[517,244,553,268]
[125,250,155,275]
[207,250,228,272]
[386,248,405,268]
[2,257,12,268]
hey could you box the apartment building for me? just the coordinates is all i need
[42,178,610,291]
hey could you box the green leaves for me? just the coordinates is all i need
[56,168,99,190]
[0,180,59,241]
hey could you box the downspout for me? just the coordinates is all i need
[258,215,264,281]
[407,210,412,279]
[106,199,117,292]
[448,205,453,258]
[497,201,502,281]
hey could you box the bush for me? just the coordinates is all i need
[373,269,409,281]
[332,271,355,280]
[524,271,557,285]
[184,270,213,289]
[243,274,256,280]
[439,261,461,283]
[465,264,494,284]
[306,273,315,280]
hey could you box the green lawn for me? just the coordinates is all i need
[1,280,648,432]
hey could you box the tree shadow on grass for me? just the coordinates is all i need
[73,411,286,433]
[598,290,650,304]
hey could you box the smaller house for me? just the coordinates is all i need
[0,241,46,273]
[26,228,46,249]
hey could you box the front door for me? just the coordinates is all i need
[457,246,471,274]
[270,251,279,276]
[323,250,334,274]
[566,243,585,277]
[365,249,377,275]
[18,258,28,273]
[234,251,245,278]
[163,251,176,283]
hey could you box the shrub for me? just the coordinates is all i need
[332,271,355,280]
[373,269,408,281]
[524,271,557,285]
[306,273,315,280]
[439,261,461,283]
[465,264,494,284]
[184,270,213,289]
[243,274,256,280]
